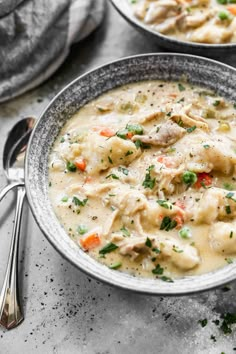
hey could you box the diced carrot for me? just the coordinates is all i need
[75,158,86,172]
[194,173,212,189]
[169,93,177,98]
[174,212,184,229]
[99,128,115,137]
[84,176,92,183]
[227,5,236,15]
[126,132,133,139]
[157,155,173,168]
[175,200,185,210]
[92,126,101,132]
[80,233,101,251]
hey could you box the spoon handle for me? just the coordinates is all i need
[0,182,24,203]
[0,186,25,329]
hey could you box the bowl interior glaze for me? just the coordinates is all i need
[25,54,236,295]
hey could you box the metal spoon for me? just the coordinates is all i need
[0,117,35,330]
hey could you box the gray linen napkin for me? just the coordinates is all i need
[0,0,105,103]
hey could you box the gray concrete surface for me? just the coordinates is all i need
[1,2,236,353]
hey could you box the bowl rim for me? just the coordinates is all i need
[109,0,236,50]
[25,52,236,296]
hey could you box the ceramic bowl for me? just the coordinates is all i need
[110,0,236,57]
[25,53,236,295]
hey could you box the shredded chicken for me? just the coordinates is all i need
[132,120,186,146]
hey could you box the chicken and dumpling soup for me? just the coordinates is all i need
[130,0,236,44]
[49,80,236,282]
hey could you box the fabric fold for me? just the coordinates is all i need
[0,0,105,103]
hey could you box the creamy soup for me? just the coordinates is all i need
[49,80,236,282]
[130,0,236,44]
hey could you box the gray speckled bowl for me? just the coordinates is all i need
[110,0,236,57]
[25,53,236,295]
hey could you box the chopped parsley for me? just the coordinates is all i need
[160,216,177,231]
[213,100,220,106]
[120,226,130,237]
[203,144,210,149]
[108,156,113,164]
[225,258,233,264]
[134,139,151,149]
[223,182,233,191]
[105,174,119,180]
[125,150,133,156]
[157,199,172,209]
[152,264,164,275]
[72,196,88,207]
[109,262,122,269]
[230,231,233,238]
[186,125,197,133]
[118,167,129,175]
[145,237,152,248]
[178,83,186,92]
[220,313,236,334]
[226,192,236,202]
[172,245,184,253]
[152,247,161,254]
[225,205,231,214]
[199,319,208,328]
[142,165,156,189]
[99,243,118,255]
[160,276,174,283]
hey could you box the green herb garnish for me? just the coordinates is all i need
[72,196,88,206]
[152,264,164,275]
[145,237,152,248]
[99,243,118,255]
[178,83,186,92]
[142,165,156,189]
[152,247,161,254]
[160,216,177,231]
[199,319,208,327]
[172,245,184,253]
[120,226,130,237]
[226,192,236,202]
[105,174,119,180]
[118,167,129,175]
[157,200,171,209]
[109,262,122,269]
[225,205,231,214]
[125,150,134,156]
[160,276,174,283]
[186,125,196,133]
